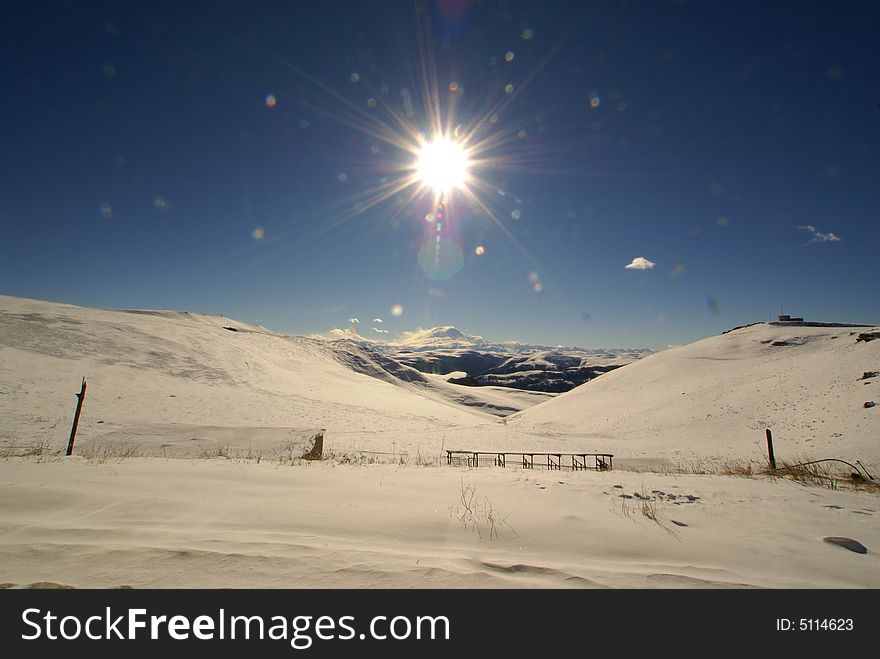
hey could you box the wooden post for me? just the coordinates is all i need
[66,378,87,456]
[301,430,324,461]
[765,428,776,470]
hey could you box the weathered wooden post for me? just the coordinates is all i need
[301,429,324,461]
[765,428,776,471]
[66,378,87,456]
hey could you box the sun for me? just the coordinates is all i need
[415,137,471,195]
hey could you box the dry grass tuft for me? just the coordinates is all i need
[449,478,517,541]
[611,483,679,537]
[79,441,144,463]
[0,440,60,461]
[667,455,879,493]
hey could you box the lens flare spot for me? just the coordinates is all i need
[449,81,458,92]
[367,97,377,108]
[299,119,310,128]
[252,226,265,240]
[517,129,526,139]
[589,92,600,108]
[511,209,521,219]
[475,245,485,255]
[505,51,514,62]
[349,72,360,83]
[418,239,464,281]
[99,202,113,219]
[265,94,277,108]
[521,28,534,40]
[153,197,171,211]
[391,304,403,317]
[505,83,514,94]
[533,282,543,293]
[338,173,348,182]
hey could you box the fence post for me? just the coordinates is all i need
[66,378,87,456]
[765,428,776,471]
[302,430,324,461]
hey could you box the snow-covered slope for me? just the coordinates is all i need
[509,323,880,465]
[4,458,879,588]
[4,295,878,467]
[0,295,552,456]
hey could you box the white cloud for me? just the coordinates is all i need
[310,328,361,341]
[372,327,389,334]
[797,225,841,244]
[372,318,383,323]
[625,256,655,270]
[348,318,360,324]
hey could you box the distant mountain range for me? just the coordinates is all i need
[342,326,652,393]
[382,325,650,356]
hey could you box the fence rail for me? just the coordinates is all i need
[446,450,613,471]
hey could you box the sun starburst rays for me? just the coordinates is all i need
[255,8,576,283]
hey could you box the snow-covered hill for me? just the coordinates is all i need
[0,295,552,457]
[3,294,878,467]
[509,322,880,465]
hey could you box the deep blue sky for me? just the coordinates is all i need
[2,1,878,348]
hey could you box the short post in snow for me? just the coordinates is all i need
[765,428,776,471]
[66,378,87,456]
